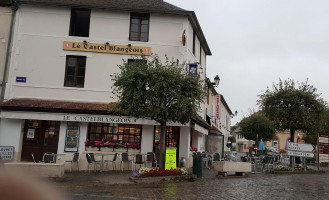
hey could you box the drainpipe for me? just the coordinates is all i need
[1,0,18,102]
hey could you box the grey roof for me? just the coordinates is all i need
[11,0,211,55]
[17,0,187,12]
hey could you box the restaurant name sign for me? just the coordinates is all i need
[63,41,151,55]
[63,115,137,124]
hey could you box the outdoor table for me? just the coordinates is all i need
[93,152,118,172]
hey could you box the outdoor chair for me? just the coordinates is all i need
[86,153,101,173]
[263,156,274,172]
[201,153,208,167]
[213,153,221,162]
[146,152,157,167]
[104,153,118,170]
[31,154,36,163]
[121,152,133,171]
[134,154,145,170]
[41,152,56,163]
[65,152,80,172]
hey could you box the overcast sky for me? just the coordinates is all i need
[166,0,329,125]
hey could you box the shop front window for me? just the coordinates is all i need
[88,123,141,145]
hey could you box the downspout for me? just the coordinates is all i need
[0,0,18,102]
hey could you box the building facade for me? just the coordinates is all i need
[0,0,212,169]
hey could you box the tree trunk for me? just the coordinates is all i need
[159,122,167,170]
[290,128,295,167]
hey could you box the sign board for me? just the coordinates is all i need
[319,134,329,163]
[287,150,314,158]
[188,63,198,77]
[0,146,14,160]
[165,147,177,169]
[16,77,27,83]
[63,41,151,55]
[287,142,314,152]
[216,95,220,119]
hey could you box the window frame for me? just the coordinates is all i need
[69,8,91,37]
[64,55,86,88]
[129,13,150,42]
[193,30,196,55]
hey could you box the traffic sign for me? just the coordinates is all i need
[287,150,314,158]
[287,142,314,152]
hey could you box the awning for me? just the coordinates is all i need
[194,123,208,135]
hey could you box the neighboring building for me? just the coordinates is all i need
[0,0,212,169]
[265,130,304,153]
[232,127,254,153]
[203,78,233,157]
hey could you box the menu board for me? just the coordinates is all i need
[64,122,80,152]
[165,147,177,169]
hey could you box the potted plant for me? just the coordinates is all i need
[126,143,141,152]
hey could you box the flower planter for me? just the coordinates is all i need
[85,146,99,151]
[101,147,113,152]
[114,147,127,152]
[128,148,141,153]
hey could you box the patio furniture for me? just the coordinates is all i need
[104,153,118,170]
[133,154,145,170]
[121,152,133,171]
[65,152,79,172]
[31,154,36,163]
[86,153,101,173]
[146,152,157,167]
[41,152,56,163]
[213,153,221,162]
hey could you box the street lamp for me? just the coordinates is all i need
[209,75,220,87]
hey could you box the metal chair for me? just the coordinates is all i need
[146,152,157,167]
[31,154,36,163]
[65,153,80,172]
[104,153,118,170]
[41,152,56,163]
[134,154,145,170]
[213,153,221,162]
[86,153,101,173]
[121,152,132,171]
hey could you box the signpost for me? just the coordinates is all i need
[165,147,177,170]
[287,142,315,152]
[288,142,315,171]
[287,151,314,158]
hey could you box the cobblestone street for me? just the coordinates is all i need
[55,172,329,200]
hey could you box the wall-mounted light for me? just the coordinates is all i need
[105,42,109,45]
[128,44,132,47]
[209,75,220,87]
[83,40,88,43]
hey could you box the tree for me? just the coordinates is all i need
[304,108,329,145]
[239,113,276,142]
[112,54,206,169]
[258,79,327,143]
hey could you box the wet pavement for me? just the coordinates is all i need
[52,169,329,200]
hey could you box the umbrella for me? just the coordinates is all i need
[259,139,265,150]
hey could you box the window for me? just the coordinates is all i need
[128,59,147,66]
[88,123,141,144]
[64,55,86,88]
[129,13,150,42]
[69,8,91,37]
[192,30,196,55]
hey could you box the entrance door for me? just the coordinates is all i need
[153,126,180,166]
[21,120,60,162]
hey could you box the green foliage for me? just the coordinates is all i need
[111,54,206,124]
[258,79,327,139]
[304,108,329,145]
[240,113,276,141]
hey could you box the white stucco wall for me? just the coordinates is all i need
[179,126,190,159]
[0,118,24,161]
[5,5,196,103]
[141,125,154,154]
